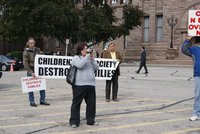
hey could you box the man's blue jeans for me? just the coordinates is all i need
[194,76,200,116]
[27,72,46,104]
[28,90,46,104]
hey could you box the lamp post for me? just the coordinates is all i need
[167,15,178,48]
[65,38,69,56]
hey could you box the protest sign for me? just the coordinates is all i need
[188,10,200,36]
[35,55,72,79]
[95,58,119,80]
[21,77,46,93]
[34,55,119,80]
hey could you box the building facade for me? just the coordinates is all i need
[123,0,200,64]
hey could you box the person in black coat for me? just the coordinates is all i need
[135,46,148,74]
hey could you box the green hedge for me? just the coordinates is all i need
[9,51,23,61]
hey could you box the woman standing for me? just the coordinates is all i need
[69,43,99,128]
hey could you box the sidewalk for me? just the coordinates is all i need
[0,66,197,134]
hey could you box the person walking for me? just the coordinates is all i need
[103,42,122,102]
[182,36,200,121]
[23,37,50,107]
[69,43,99,128]
[135,46,148,74]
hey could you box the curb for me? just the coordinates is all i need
[120,63,193,68]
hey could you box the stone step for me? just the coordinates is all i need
[125,45,169,50]
[124,49,167,62]
[175,53,192,60]
[124,49,166,56]
[124,55,193,65]
[123,46,193,65]
[147,59,193,65]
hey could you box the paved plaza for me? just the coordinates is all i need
[0,64,200,134]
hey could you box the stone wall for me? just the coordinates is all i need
[123,0,200,63]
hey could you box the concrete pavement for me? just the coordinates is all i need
[0,65,199,134]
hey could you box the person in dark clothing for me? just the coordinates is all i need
[135,46,148,74]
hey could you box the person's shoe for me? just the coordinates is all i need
[30,103,37,107]
[113,99,119,102]
[189,115,200,121]
[143,72,148,74]
[40,101,50,105]
[70,124,78,128]
[87,121,98,126]
[135,71,139,74]
[106,99,110,102]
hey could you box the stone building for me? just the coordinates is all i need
[122,0,200,64]
[1,0,200,64]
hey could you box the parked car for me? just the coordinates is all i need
[0,55,24,71]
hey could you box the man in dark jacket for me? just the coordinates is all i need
[182,36,200,121]
[23,37,50,107]
[135,46,148,74]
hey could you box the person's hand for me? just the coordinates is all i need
[90,52,94,60]
[117,59,121,64]
[187,36,193,40]
[31,73,36,78]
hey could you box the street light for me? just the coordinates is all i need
[167,15,178,48]
[65,38,70,56]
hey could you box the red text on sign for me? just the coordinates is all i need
[188,24,200,30]
[190,18,200,23]
[196,31,200,36]
[27,84,41,88]
[196,11,200,16]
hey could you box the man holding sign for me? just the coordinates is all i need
[182,36,200,121]
[23,37,50,107]
[103,42,122,102]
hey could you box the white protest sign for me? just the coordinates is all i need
[188,10,200,36]
[35,55,72,79]
[34,55,119,80]
[21,77,46,93]
[95,58,119,80]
